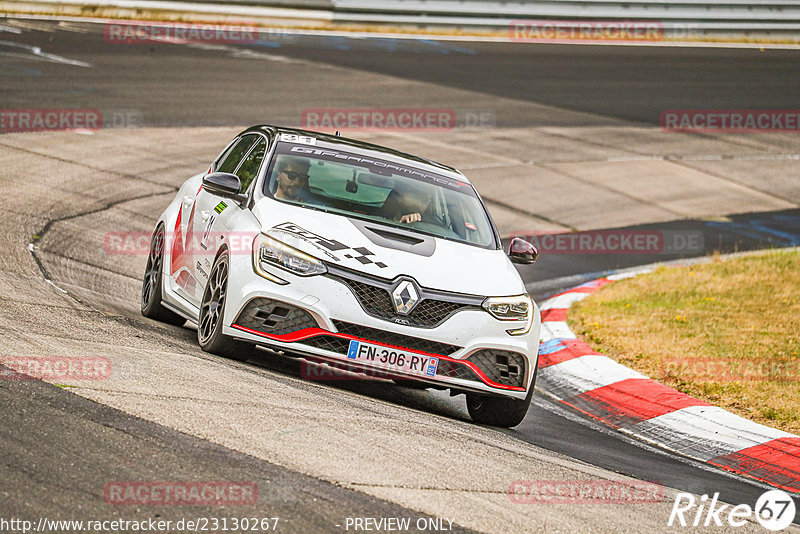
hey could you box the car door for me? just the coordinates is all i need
[191,134,268,304]
[169,134,263,306]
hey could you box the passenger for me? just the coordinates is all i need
[383,186,433,224]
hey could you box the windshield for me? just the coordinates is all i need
[263,141,497,248]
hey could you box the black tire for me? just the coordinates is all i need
[466,365,538,428]
[197,252,250,361]
[141,224,186,326]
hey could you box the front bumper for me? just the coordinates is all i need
[222,257,540,400]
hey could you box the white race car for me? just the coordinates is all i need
[141,126,541,427]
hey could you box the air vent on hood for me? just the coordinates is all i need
[365,227,424,245]
[348,218,435,257]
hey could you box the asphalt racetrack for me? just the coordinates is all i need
[1,18,800,532]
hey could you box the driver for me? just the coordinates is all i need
[274,157,311,202]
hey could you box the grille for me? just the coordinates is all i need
[332,320,461,356]
[466,349,527,388]
[333,276,478,328]
[234,298,318,336]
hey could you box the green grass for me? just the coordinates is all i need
[568,249,800,433]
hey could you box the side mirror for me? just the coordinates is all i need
[202,172,247,202]
[508,237,538,264]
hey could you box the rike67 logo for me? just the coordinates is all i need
[669,489,796,531]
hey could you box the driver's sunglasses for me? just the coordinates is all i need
[281,170,308,182]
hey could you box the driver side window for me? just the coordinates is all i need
[217,135,258,174]
[234,138,267,194]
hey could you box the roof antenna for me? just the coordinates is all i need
[335,130,342,137]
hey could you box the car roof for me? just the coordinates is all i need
[240,124,471,184]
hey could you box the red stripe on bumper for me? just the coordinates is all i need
[563,378,710,428]
[708,437,800,493]
[230,325,330,342]
[230,323,526,392]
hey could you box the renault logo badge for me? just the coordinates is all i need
[392,280,419,315]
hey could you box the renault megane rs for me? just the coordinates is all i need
[141,125,541,427]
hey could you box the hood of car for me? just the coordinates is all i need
[252,200,525,297]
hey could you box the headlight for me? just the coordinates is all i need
[482,294,534,336]
[253,234,326,280]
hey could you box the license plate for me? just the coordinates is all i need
[347,340,439,377]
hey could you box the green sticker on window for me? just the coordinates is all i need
[214,201,227,214]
